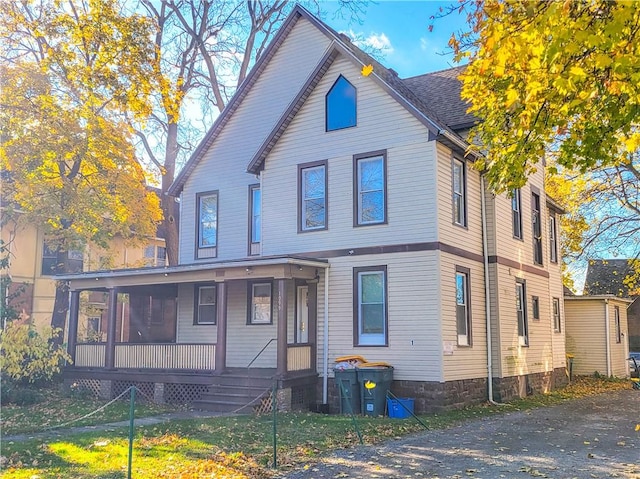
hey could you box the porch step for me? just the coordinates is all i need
[192,368,276,413]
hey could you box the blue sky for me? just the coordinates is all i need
[324,1,470,78]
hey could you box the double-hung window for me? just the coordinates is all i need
[553,297,561,333]
[194,284,216,325]
[516,279,529,346]
[197,191,218,259]
[549,213,558,263]
[354,266,387,346]
[299,161,327,231]
[532,192,543,265]
[456,267,472,346]
[249,185,261,255]
[452,158,467,226]
[512,189,523,239]
[144,245,166,267]
[42,241,83,275]
[248,281,272,324]
[326,75,356,131]
[354,151,386,226]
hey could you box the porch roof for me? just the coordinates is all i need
[58,255,329,291]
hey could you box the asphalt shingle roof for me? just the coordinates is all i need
[402,66,479,131]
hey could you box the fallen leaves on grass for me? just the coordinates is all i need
[155,451,267,479]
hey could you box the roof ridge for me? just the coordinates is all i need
[404,64,467,81]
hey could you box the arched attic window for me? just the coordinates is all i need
[326,75,356,131]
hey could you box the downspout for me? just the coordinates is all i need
[480,175,498,404]
[604,299,611,377]
[322,267,330,404]
[259,171,264,256]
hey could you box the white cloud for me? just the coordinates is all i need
[365,32,393,53]
[342,29,394,55]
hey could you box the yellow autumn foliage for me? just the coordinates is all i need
[451,0,640,193]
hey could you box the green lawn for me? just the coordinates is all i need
[0,377,631,479]
[1,387,175,436]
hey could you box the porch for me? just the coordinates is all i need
[61,256,328,410]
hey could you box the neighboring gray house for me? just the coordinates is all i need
[59,6,567,413]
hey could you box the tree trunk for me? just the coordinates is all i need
[162,121,180,266]
[50,249,70,345]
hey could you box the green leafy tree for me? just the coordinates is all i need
[0,0,163,340]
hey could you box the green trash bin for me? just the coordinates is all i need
[357,366,393,416]
[334,368,360,414]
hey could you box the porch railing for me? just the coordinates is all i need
[73,343,215,370]
[287,344,312,372]
[75,344,107,368]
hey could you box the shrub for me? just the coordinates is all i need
[0,322,72,389]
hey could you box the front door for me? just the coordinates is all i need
[296,285,309,343]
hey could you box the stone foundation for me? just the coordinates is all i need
[492,367,569,402]
[320,367,570,414]
[321,376,488,414]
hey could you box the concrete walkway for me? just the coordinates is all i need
[283,389,640,479]
[2,410,227,443]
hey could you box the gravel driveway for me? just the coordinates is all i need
[283,389,640,479]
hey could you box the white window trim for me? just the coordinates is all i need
[301,164,327,231]
[516,280,529,346]
[355,153,386,226]
[512,189,523,239]
[248,281,273,325]
[355,267,387,346]
[195,284,217,325]
[456,268,471,346]
[197,192,218,249]
[549,214,558,263]
[452,158,466,226]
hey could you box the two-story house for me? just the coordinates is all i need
[59,6,566,412]
[0,203,166,339]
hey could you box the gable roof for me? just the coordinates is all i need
[246,9,478,174]
[169,5,479,194]
[584,259,637,297]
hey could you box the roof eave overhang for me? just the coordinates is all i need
[546,196,567,215]
[564,295,634,304]
[58,255,329,291]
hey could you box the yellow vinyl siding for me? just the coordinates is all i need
[262,55,438,255]
[493,264,557,377]
[319,252,443,382]
[564,298,630,378]
[565,299,609,376]
[440,252,488,382]
[178,18,332,263]
[435,142,483,252]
